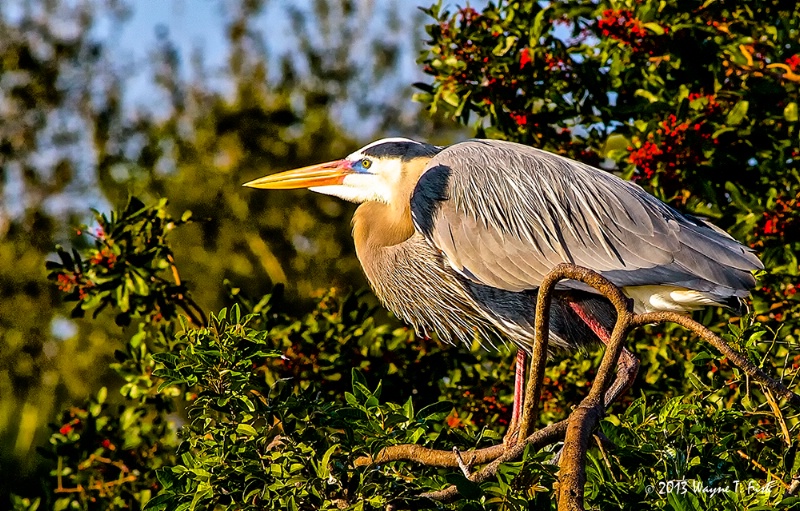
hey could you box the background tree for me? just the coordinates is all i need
[0,0,461,504]
[5,0,800,509]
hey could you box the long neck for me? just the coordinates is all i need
[352,201,415,253]
[352,201,414,297]
[352,156,430,253]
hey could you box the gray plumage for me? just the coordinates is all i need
[246,137,764,352]
[412,140,760,301]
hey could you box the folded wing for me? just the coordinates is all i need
[410,139,762,301]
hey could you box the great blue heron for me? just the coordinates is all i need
[244,138,763,433]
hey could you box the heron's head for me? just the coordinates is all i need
[243,138,441,204]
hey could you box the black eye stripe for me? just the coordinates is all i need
[361,141,440,161]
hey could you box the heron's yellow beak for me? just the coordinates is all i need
[243,160,352,190]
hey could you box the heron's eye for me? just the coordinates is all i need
[361,158,372,169]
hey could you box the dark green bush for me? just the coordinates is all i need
[17,0,800,509]
[30,189,799,510]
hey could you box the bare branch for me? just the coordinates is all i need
[355,264,800,510]
[631,312,800,407]
[420,419,569,503]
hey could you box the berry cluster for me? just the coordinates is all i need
[597,9,667,53]
[60,418,79,435]
[688,92,722,114]
[628,114,713,180]
[460,388,511,427]
[519,48,532,70]
[89,247,117,268]
[56,272,93,299]
[543,52,567,71]
[429,8,499,93]
[510,113,528,126]
[758,192,799,238]
[786,54,800,72]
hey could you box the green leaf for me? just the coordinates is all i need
[403,396,414,419]
[143,494,173,511]
[189,482,212,511]
[784,102,798,122]
[492,35,517,56]
[126,196,146,215]
[416,400,453,421]
[56,246,74,271]
[634,89,659,103]
[316,444,339,480]
[130,271,150,296]
[642,22,665,35]
[530,8,548,40]
[236,424,258,437]
[155,468,177,491]
[445,473,483,500]
[690,352,714,366]
[351,368,367,389]
[726,100,749,125]
[441,88,460,107]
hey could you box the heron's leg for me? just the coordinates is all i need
[568,302,640,407]
[503,349,527,446]
[602,346,639,407]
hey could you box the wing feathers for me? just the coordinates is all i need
[410,139,762,297]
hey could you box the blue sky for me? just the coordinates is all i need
[2,0,477,221]
[99,0,444,113]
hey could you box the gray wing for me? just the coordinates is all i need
[410,139,762,299]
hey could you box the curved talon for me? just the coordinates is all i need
[453,446,472,478]
[502,423,520,449]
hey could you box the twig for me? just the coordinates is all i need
[55,453,138,495]
[786,475,800,496]
[594,434,615,482]
[631,312,800,407]
[764,388,791,446]
[453,447,472,478]
[177,300,205,327]
[736,450,792,492]
[185,296,208,327]
[167,253,207,327]
[54,475,138,494]
[77,453,130,473]
[420,420,569,503]
[168,254,181,286]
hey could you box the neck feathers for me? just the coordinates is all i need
[352,156,430,251]
[353,201,415,250]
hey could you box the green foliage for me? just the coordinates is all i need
[21,197,800,510]
[7,0,800,509]
[0,0,461,503]
[47,198,199,327]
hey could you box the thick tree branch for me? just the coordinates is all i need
[356,264,800,510]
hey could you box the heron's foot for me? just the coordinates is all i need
[502,419,521,449]
[452,446,472,478]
